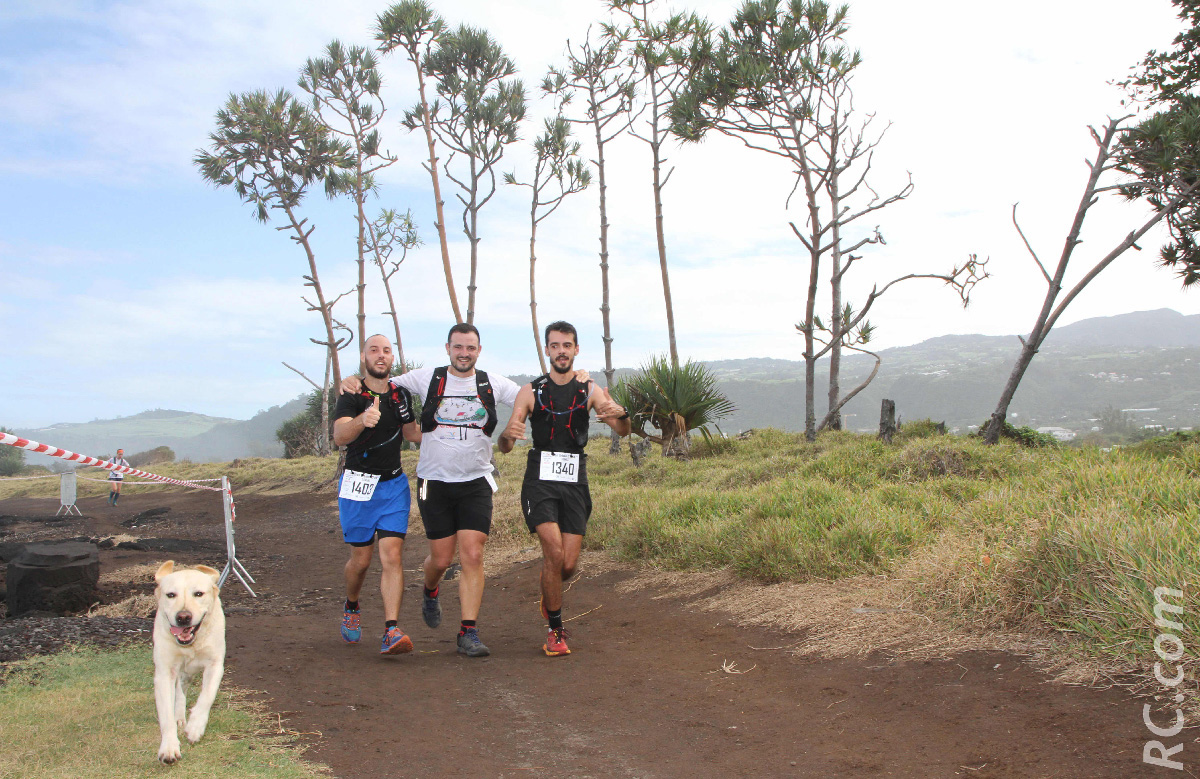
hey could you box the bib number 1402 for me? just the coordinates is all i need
[539,452,579,483]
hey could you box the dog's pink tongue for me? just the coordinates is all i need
[170,625,193,640]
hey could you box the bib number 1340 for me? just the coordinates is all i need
[539,452,580,483]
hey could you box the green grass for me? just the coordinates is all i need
[0,645,326,779]
[490,428,1199,669]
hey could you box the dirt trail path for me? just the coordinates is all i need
[0,490,1176,778]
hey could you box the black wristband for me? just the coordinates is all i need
[616,411,630,420]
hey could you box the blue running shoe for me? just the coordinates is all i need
[381,626,414,655]
[341,607,361,644]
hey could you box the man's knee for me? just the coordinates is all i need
[377,539,404,568]
[345,551,371,574]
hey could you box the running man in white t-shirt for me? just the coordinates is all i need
[341,323,585,657]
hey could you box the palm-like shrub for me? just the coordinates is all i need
[611,356,734,459]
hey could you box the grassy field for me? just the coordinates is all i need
[0,645,325,778]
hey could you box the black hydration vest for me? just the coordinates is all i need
[529,375,591,454]
[420,366,498,436]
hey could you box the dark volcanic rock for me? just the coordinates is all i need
[116,538,220,554]
[6,541,100,617]
[121,507,171,528]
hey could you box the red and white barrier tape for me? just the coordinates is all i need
[0,433,223,493]
[77,476,174,485]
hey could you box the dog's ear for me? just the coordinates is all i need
[154,561,175,582]
[193,565,220,585]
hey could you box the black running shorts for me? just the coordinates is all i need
[416,477,494,539]
[520,479,592,536]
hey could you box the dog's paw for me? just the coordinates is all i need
[157,738,182,764]
[184,720,207,744]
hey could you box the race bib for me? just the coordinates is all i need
[539,452,580,483]
[339,469,380,502]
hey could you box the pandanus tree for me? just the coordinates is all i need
[672,0,986,440]
[375,1,463,323]
[544,27,637,451]
[417,25,527,324]
[505,117,592,374]
[610,0,711,369]
[195,89,354,454]
[299,40,399,350]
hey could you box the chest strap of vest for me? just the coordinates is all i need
[421,366,498,436]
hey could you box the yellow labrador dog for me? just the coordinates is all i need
[153,561,226,764]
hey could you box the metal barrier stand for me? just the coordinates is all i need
[218,476,256,596]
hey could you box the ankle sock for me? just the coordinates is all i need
[345,600,359,612]
[548,609,563,631]
[385,620,397,630]
[459,619,476,634]
[424,585,439,599]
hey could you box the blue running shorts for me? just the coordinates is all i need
[338,473,411,545]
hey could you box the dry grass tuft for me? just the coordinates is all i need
[98,561,157,587]
[88,594,156,618]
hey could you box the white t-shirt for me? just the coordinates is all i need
[391,367,521,482]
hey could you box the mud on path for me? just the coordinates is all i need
[0,488,1181,778]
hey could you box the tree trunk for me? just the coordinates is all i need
[529,207,547,375]
[800,221,821,442]
[414,64,463,324]
[593,101,620,454]
[826,171,843,430]
[878,399,896,444]
[355,179,367,350]
[647,71,679,369]
[466,160,480,325]
[284,205,342,393]
[380,267,406,373]
[320,348,333,456]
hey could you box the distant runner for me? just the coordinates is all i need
[332,334,421,655]
[108,448,129,505]
[498,321,630,656]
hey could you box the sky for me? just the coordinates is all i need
[1,0,1195,430]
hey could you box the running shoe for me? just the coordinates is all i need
[456,627,490,657]
[543,626,571,657]
[341,607,361,644]
[422,588,442,628]
[380,626,414,655]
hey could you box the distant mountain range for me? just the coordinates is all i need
[13,309,1200,464]
[16,397,307,468]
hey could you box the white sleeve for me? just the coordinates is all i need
[491,373,523,406]
[391,367,433,394]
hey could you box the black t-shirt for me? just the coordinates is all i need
[334,386,416,481]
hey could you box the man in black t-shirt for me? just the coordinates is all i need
[498,321,630,657]
[333,334,421,655]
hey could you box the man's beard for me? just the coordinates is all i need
[452,355,477,373]
[365,363,391,379]
[550,358,573,375]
